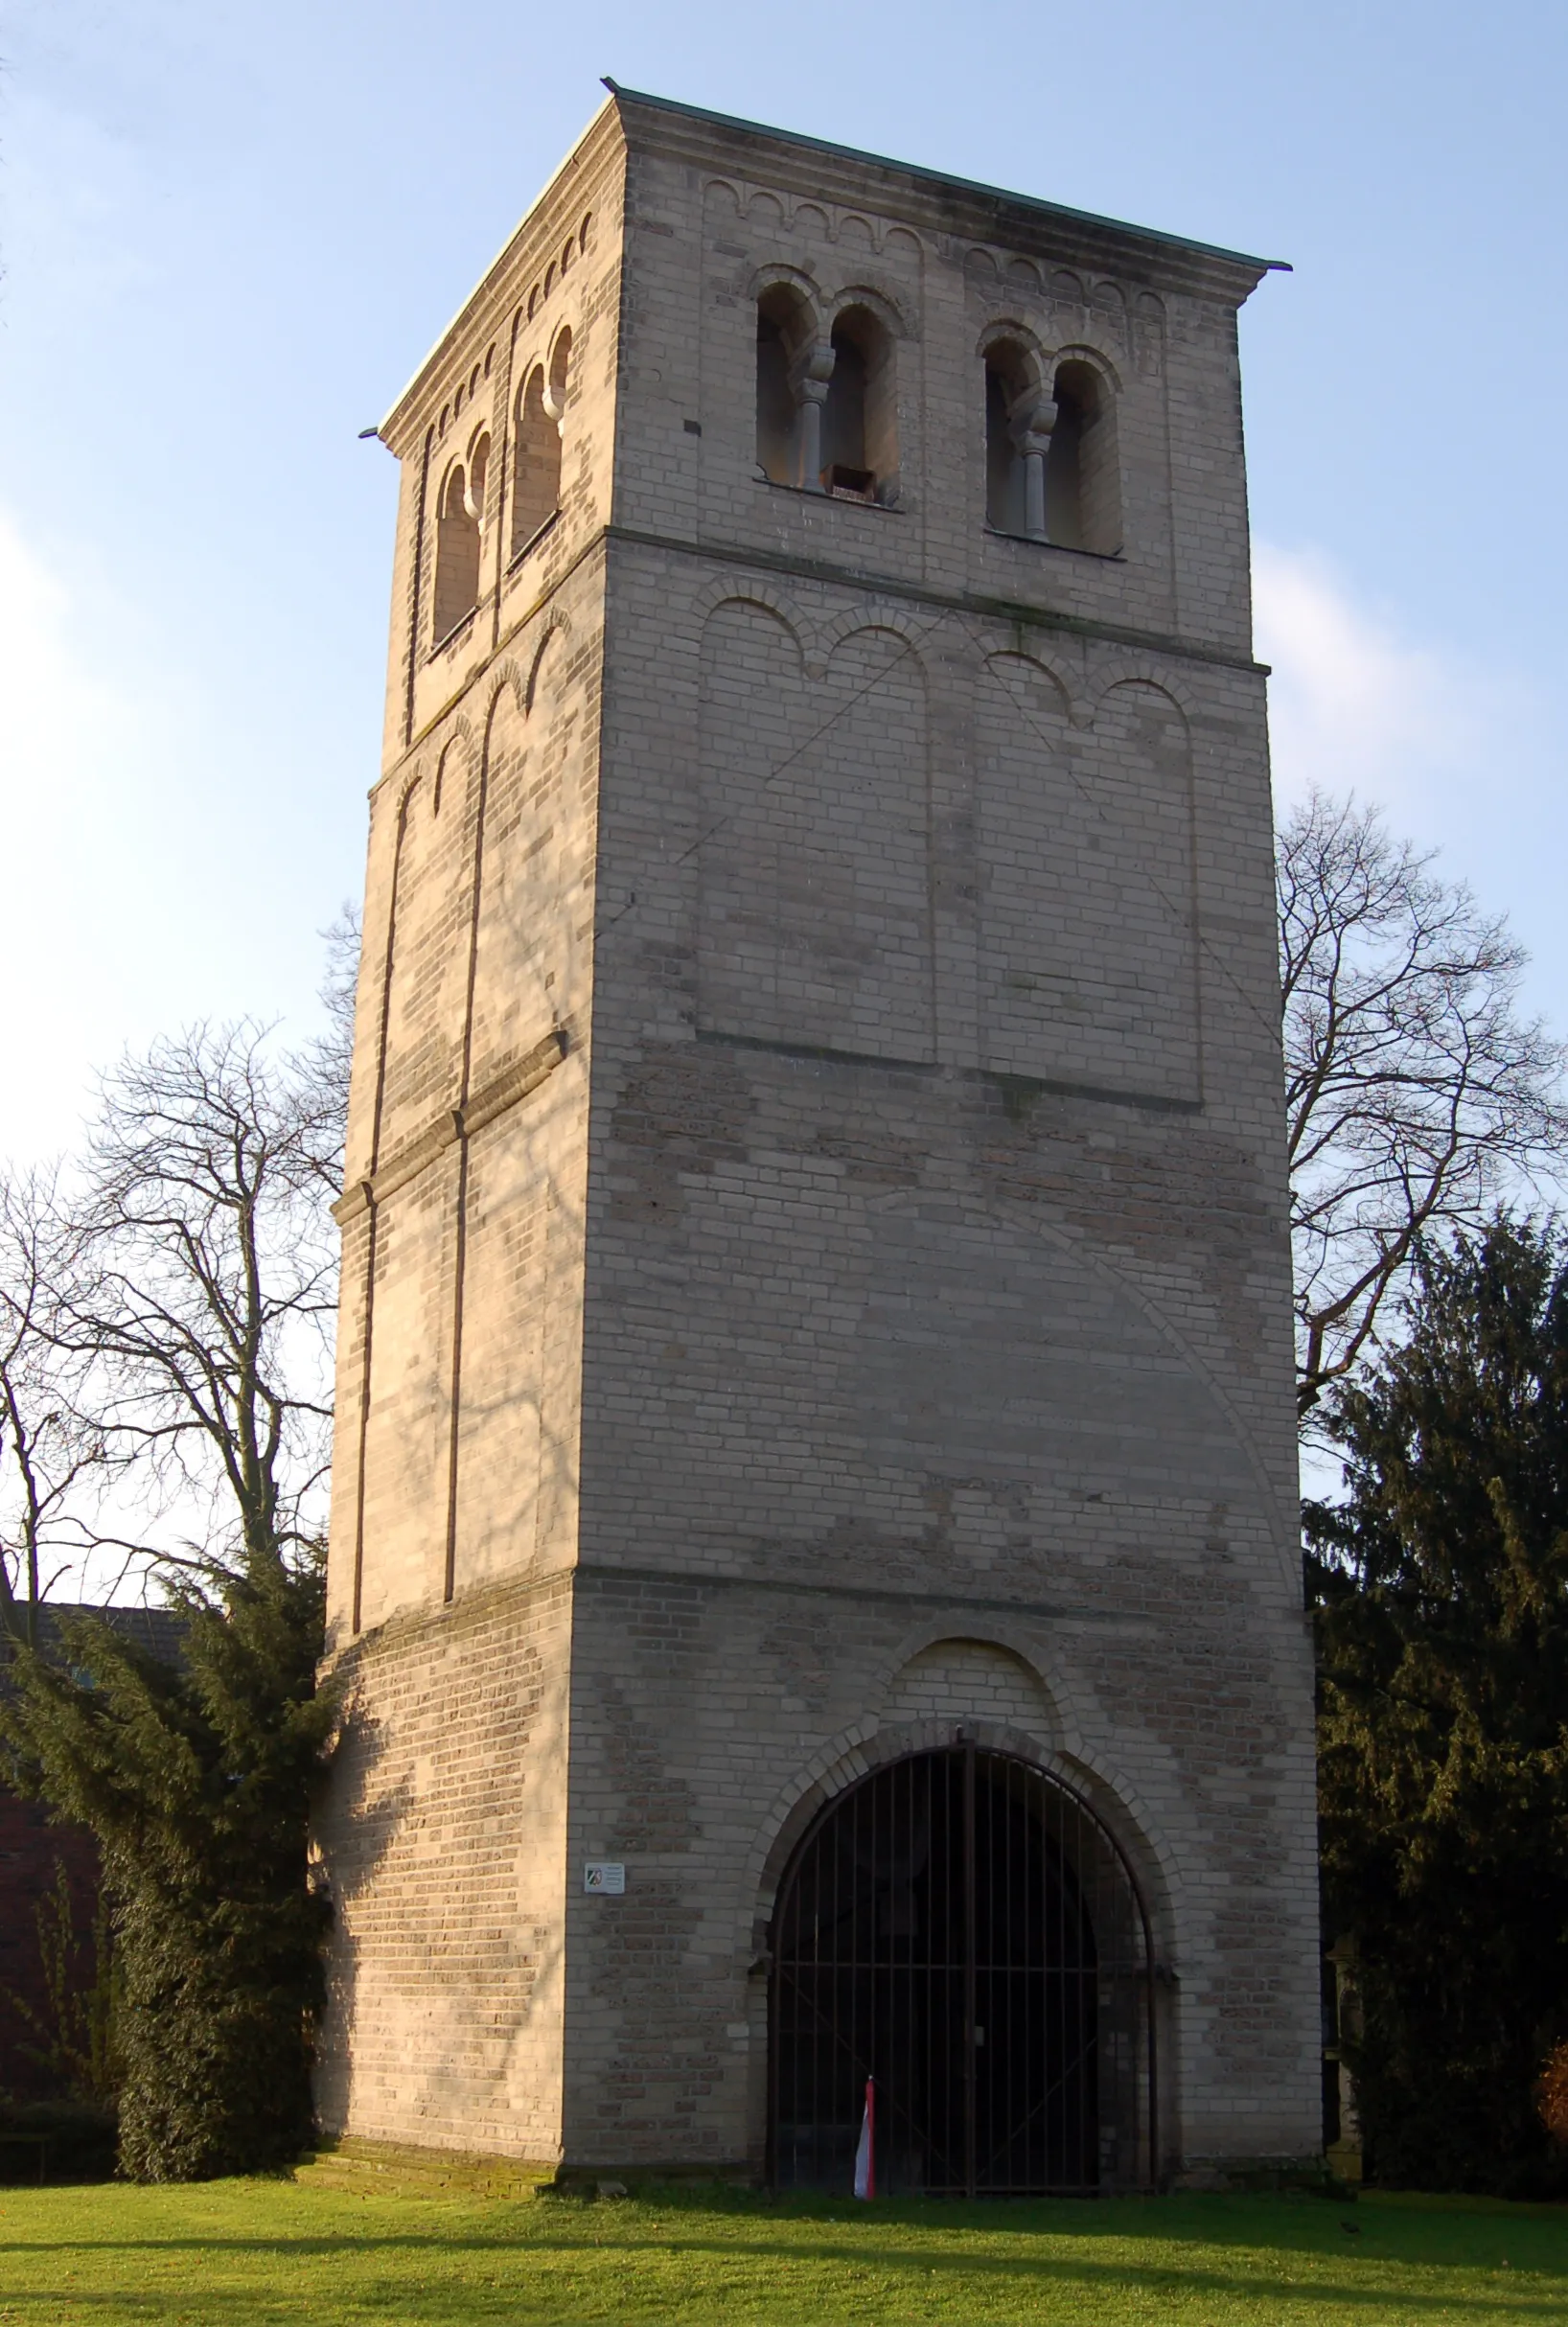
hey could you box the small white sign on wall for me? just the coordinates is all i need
[584,1861,626,1895]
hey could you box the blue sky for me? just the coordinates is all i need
[2,0,1563,1161]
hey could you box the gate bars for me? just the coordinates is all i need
[769,1745,1156,2196]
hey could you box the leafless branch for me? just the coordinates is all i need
[0,921,354,1613]
[0,1168,116,1646]
[1280,790,1568,1420]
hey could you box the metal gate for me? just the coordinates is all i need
[769,1745,1155,2196]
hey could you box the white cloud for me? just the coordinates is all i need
[1254,541,1487,817]
[1254,538,1565,1037]
[0,513,121,791]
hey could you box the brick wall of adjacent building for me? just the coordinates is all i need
[0,1792,99,2103]
[315,86,1320,2180]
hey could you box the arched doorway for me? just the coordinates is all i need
[769,1745,1155,2195]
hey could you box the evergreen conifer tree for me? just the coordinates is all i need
[1310,1217,1568,2192]
[2,1546,334,2177]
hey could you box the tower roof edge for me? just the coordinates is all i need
[378,91,625,449]
[602,81,1289,295]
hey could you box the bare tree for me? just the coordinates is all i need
[1280,789,1568,1417]
[0,1170,109,1646]
[49,1020,345,1584]
[0,1017,349,1619]
[0,914,357,1618]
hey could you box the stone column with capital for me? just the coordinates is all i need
[790,341,837,491]
[1011,386,1058,541]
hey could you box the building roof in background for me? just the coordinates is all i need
[5,1602,186,1668]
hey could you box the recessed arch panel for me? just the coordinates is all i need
[696,603,934,1059]
[977,657,1199,1101]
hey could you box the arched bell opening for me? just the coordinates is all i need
[432,452,484,644]
[768,1745,1155,2196]
[755,283,813,487]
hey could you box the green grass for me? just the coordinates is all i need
[2,2151,1567,2323]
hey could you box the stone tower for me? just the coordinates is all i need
[316,85,1320,2188]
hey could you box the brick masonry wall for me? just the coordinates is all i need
[317,90,1320,2178]
[316,1572,572,2158]
[326,543,608,1647]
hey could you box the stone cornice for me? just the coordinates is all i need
[325,1553,1154,1675]
[609,84,1284,308]
[372,519,1266,800]
[606,524,1270,678]
[333,1026,568,1225]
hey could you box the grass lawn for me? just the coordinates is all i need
[2,2150,1566,2324]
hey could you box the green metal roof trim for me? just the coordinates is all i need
[604,81,1290,276]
